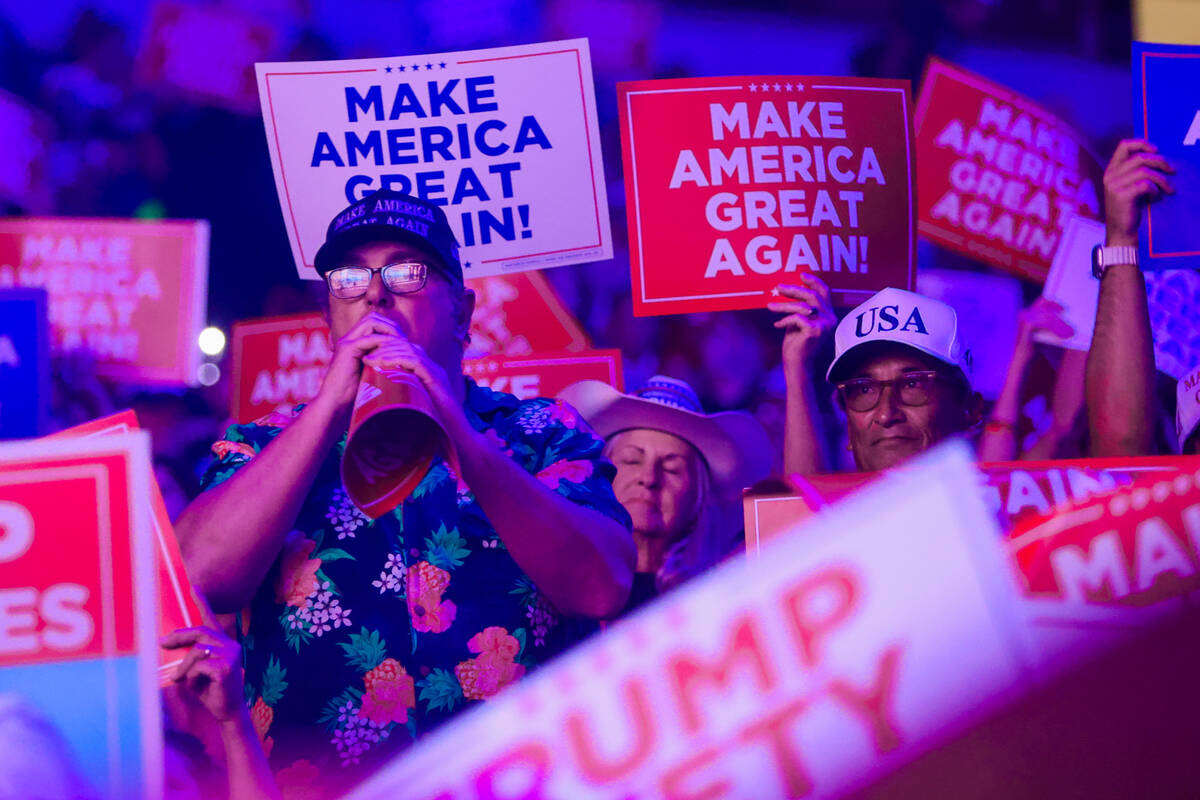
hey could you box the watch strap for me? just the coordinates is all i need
[1091,244,1139,279]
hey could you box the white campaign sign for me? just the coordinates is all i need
[255,39,612,281]
[347,444,1040,800]
[1036,215,1104,352]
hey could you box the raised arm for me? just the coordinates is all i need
[771,274,837,474]
[1086,139,1174,457]
[162,604,281,800]
[978,298,1074,462]
[175,313,402,612]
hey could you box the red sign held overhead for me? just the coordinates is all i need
[0,217,209,386]
[914,58,1105,282]
[619,75,915,315]
[230,312,331,424]
[464,349,623,399]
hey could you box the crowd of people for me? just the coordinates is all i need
[157,137,1192,797]
[2,6,1195,800]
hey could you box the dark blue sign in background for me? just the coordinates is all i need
[0,288,48,439]
[1133,41,1200,270]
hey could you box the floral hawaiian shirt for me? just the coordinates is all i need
[198,380,632,793]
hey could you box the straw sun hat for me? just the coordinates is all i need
[559,375,772,494]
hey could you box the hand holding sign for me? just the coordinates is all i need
[1103,139,1175,247]
[161,599,244,724]
[770,273,837,371]
[1018,297,1074,346]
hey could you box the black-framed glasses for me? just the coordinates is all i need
[324,262,428,299]
[835,371,952,413]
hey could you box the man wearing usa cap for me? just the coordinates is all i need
[773,278,982,472]
[177,190,634,792]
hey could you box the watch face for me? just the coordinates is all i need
[1091,244,1103,278]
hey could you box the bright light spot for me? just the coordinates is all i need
[197,363,221,386]
[198,326,226,357]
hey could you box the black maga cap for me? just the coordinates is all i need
[314,190,463,285]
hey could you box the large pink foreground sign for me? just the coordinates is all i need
[349,444,1039,799]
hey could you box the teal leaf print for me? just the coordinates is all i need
[417,668,464,714]
[315,547,355,562]
[513,627,528,662]
[260,656,289,706]
[411,463,450,499]
[317,687,365,732]
[423,524,470,571]
[509,574,538,607]
[280,607,313,653]
[338,628,389,673]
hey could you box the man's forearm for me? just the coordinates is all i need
[176,399,346,611]
[219,713,281,800]
[1087,262,1157,456]
[783,372,830,475]
[978,341,1033,462]
[457,431,635,618]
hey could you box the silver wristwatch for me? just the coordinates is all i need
[1091,244,1138,279]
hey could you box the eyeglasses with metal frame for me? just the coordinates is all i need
[324,262,429,299]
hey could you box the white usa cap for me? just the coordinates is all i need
[826,287,972,383]
[1176,365,1200,452]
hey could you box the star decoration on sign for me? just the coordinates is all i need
[760,82,770,91]
[464,261,472,269]
[384,66,392,73]
[439,61,447,69]
[749,83,758,92]
[784,82,793,91]
[397,64,407,72]
[411,63,421,71]
[425,63,434,70]
[770,286,781,296]
[773,82,782,91]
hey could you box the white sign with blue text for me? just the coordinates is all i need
[256,39,612,281]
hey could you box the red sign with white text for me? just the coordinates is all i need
[231,312,331,424]
[619,75,915,315]
[48,410,206,685]
[746,457,1200,554]
[1010,468,1200,609]
[915,58,1104,282]
[0,435,155,668]
[465,271,591,356]
[464,349,622,399]
[0,217,209,386]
